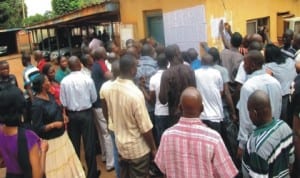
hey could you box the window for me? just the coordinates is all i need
[246,17,270,35]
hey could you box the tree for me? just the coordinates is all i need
[0,0,24,28]
[52,0,80,16]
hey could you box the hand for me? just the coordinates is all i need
[219,19,224,33]
[52,121,64,129]
[224,22,231,33]
[63,114,69,124]
[40,140,49,153]
[236,147,244,160]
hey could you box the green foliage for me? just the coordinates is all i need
[0,0,23,28]
[52,0,81,15]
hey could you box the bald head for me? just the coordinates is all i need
[92,47,107,60]
[250,33,263,44]
[180,87,203,118]
[247,90,272,126]
[68,56,82,71]
[201,54,214,66]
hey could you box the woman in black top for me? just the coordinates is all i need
[31,74,85,178]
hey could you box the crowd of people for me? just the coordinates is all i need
[0,19,300,178]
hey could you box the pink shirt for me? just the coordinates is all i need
[155,117,238,178]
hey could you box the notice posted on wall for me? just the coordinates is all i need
[163,5,207,54]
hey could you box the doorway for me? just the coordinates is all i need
[144,10,165,45]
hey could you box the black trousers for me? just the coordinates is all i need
[67,108,98,178]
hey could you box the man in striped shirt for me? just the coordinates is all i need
[155,87,238,178]
[242,90,294,178]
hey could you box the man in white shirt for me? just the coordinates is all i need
[60,56,98,178]
[236,50,282,159]
[195,54,224,133]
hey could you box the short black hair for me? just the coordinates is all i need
[119,54,136,75]
[141,44,153,56]
[31,74,45,94]
[0,85,25,126]
[165,45,178,62]
[208,47,220,64]
[264,43,285,64]
[156,53,168,68]
[42,63,51,76]
[230,32,243,48]
[248,41,263,51]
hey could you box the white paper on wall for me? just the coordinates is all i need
[163,5,206,54]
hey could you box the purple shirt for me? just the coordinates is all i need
[0,126,40,174]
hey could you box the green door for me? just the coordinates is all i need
[147,15,165,45]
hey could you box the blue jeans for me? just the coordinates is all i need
[110,132,120,178]
[154,115,171,144]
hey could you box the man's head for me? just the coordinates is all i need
[126,46,140,59]
[80,54,94,70]
[187,48,198,61]
[92,46,107,61]
[126,39,135,48]
[156,53,168,69]
[179,87,203,118]
[0,60,9,78]
[33,50,43,62]
[68,56,82,71]
[230,32,243,48]
[21,51,31,67]
[247,90,272,126]
[248,41,263,52]
[208,47,220,64]
[111,60,120,79]
[141,44,154,57]
[119,54,137,79]
[243,50,265,75]
[293,33,300,51]
[282,29,294,48]
[165,44,181,65]
[201,54,214,66]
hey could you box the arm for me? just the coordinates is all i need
[104,71,113,80]
[25,84,34,102]
[219,20,231,49]
[293,114,300,161]
[142,129,157,158]
[101,99,109,123]
[29,142,46,178]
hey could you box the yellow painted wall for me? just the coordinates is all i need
[120,0,300,47]
[206,0,300,47]
[119,0,205,40]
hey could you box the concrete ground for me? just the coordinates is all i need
[0,54,115,178]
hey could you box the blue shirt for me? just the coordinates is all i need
[237,69,282,149]
[190,59,201,70]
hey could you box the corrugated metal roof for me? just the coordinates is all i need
[0,28,22,33]
[26,0,120,30]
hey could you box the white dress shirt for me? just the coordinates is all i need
[237,69,282,149]
[60,71,97,111]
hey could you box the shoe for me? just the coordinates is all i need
[106,167,115,172]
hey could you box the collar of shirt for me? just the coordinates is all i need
[253,118,276,136]
[248,69,266,79]
[178,117,204,125]
[116,77,134,85]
